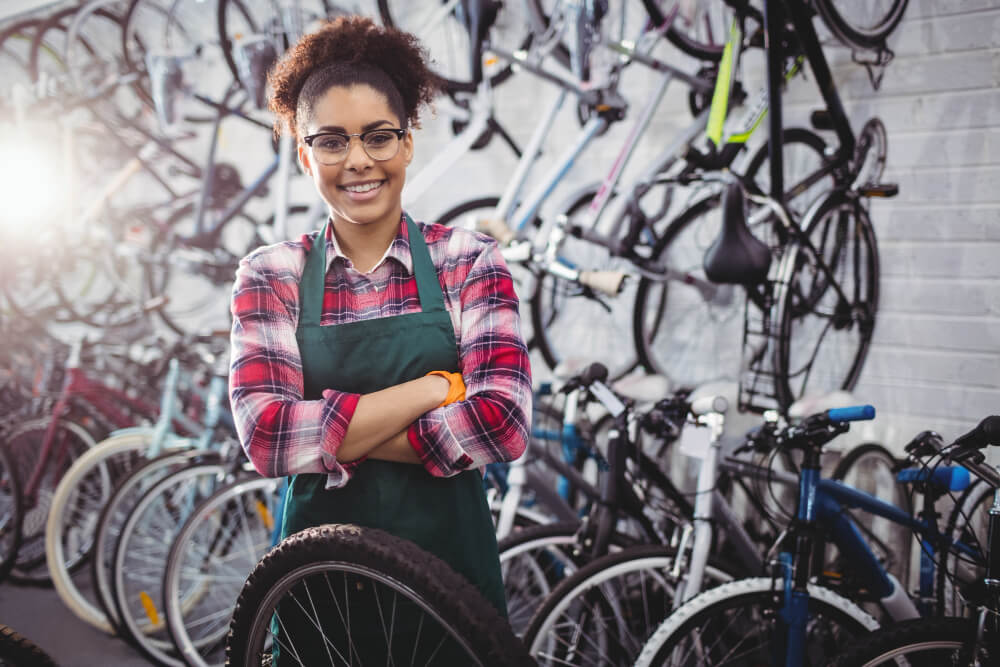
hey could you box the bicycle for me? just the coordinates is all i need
[43,335,229,633]
[687,0,898,413]
[632,404,984,666]
[829,415,1000,667]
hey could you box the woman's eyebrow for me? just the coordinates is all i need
[314,120,394,133]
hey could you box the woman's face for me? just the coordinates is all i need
[298,84,413,232]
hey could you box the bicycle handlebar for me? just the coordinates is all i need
[951,416,1000,452]
[826,405,876,422]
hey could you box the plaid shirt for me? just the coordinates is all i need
[229,215,531,488]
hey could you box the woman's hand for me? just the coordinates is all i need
[426,370,465,407]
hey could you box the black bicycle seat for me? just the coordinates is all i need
[703,182,772,286]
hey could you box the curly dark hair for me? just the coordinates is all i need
[268,15,441,139]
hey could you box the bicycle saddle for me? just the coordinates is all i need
[702,182,771,286]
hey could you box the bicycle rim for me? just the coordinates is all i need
[773,193,879,408]
[164,476,280,667]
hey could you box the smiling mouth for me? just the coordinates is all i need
[339,180,386,193]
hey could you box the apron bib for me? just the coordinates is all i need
[274,215,505,665]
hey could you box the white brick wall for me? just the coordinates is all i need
[406,1,1000,451]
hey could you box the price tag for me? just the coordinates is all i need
[678,423,711,460]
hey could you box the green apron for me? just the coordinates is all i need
[273,215,506,665]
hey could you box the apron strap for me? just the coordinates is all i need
[404,214,446,314]
[298,219,331,327]
[298,215,444,327]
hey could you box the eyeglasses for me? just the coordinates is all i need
[302,128,407,165]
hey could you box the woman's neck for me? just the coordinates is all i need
[330,209,403,274]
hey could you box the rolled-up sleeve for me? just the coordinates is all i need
[407,242,532,476]
[228,254,362,485]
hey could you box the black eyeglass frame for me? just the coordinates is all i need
[302,128,408,163]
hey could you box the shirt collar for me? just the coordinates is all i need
[323,213,413,275]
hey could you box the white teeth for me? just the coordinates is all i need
[344,181,382,193]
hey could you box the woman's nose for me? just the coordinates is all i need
[342,136,372,170]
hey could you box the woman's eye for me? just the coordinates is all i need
[316,136,348,151]
[366,132,392,146]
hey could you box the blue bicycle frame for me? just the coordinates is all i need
[776,432,979,666]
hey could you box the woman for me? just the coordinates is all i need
[228,15,531,663]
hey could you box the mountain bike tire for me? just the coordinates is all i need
[633,577,879,666]
[828,616,984,667]
[0,624,58,667]
[0,443,24,585]
[226,523,533,666]
[772,189,879,409]
[813,0,909,50]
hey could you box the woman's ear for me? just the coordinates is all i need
[297,141,312,176]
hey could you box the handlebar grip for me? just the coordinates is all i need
[691,395,728,416]
[952,415,1000,451]
[579,362,609,386]
[827,405,875,422]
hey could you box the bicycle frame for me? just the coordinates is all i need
[776,453,979,665]
[763,0,855,206]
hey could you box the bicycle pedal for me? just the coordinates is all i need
[858,183,898,198]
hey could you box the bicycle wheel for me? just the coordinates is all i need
[61,0,135,106]
[813,0,909,50]
[829,616,984,667]
[498,521,588,637]
[772,190,879,408]
[829,442,910,602]
[525,544,735,666]
[45,431,152,633]
[634,577,879,666]
[226,523,532,666]
[144,203,263,336]
[0,444,24,584]
[641,0,734,62]
[122,0,238,115]
[634,128,833,386]
[531,189,639,380]
[5,416,96,585]
[435,195,539,350]
[163,476,280,667]
[217,0,333,98]
[111,459,226,666]
[0,624,58,667]
[91,446,204,631]
[379,0,537,93]
[937,479,991,617]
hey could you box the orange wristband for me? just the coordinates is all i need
[426,370,466,407]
